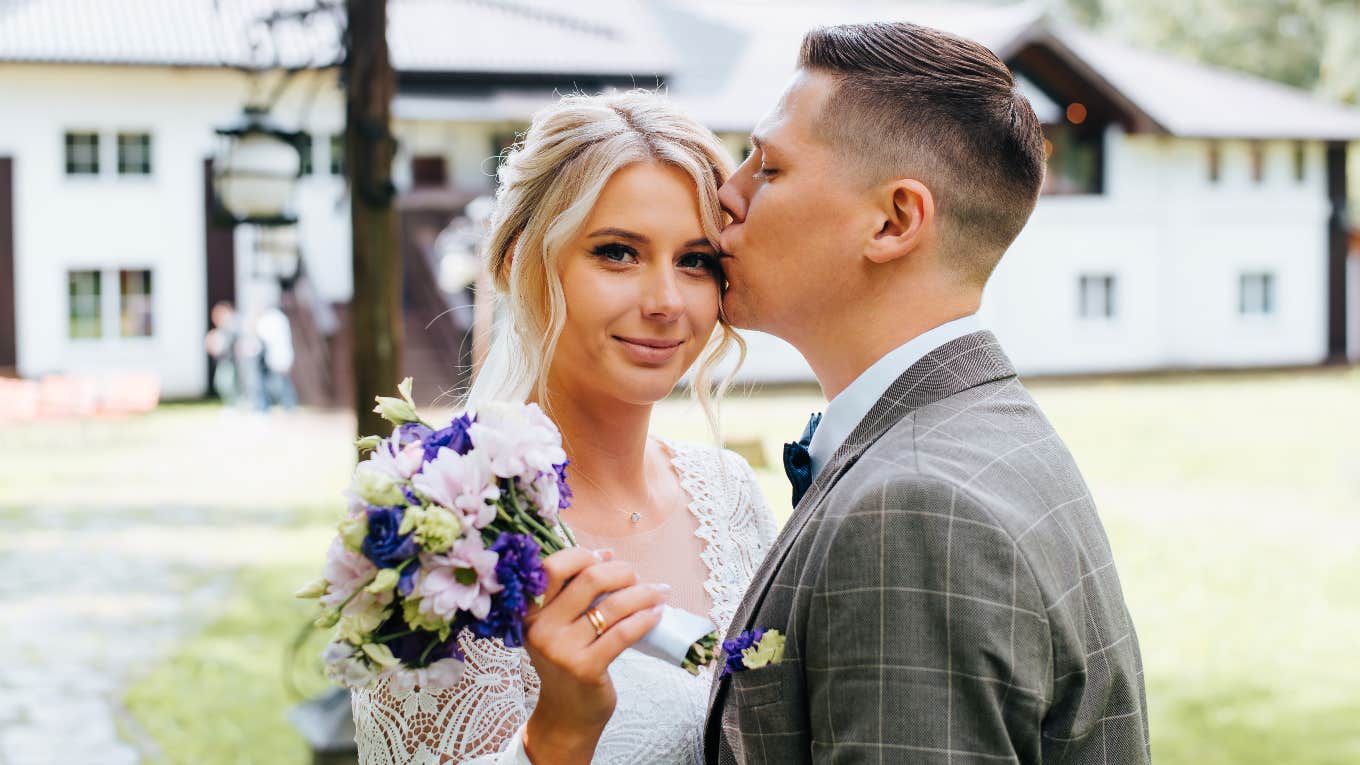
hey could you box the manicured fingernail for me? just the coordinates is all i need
[594,548,614,561]
[650,604,665,615]
[652,583,672,594]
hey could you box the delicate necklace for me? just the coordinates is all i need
[569,462,654,525]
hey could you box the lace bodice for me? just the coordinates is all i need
[352,440,777,765]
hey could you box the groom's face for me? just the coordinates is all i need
[718,70,870,335]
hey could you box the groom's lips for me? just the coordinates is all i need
[614,336,684,365]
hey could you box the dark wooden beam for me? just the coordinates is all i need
[1326,141,1349,362]
[347,0,404,438]
[0,158,14,372]
[204,158,237,396]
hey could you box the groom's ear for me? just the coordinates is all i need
[864,179,934,265]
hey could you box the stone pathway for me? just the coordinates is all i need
[0,407,358,764]
[0,508,234,764]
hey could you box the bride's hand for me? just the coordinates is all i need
[521,547,668,765]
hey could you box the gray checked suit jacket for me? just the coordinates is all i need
[704,331,1150,764]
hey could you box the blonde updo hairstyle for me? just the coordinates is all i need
[468,90,745,439]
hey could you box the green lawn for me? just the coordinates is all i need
[10,368,1355,764]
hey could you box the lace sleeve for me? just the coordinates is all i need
[352,630,540,764]
[721,448,778,554]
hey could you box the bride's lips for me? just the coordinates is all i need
[614,335,684,365]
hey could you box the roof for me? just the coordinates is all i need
[659,0,1360,140]
[3,0,1359,139]
[0,0,673,76]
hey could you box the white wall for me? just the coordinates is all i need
[1,63,1342,396]
[0,64,351,397]
[983,130,1331,376]
[723,129,1336,383]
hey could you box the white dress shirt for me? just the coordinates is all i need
[806,314,982,478]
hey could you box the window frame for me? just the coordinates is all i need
[64,131,101,176]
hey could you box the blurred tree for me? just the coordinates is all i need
[1049,0,1360,104]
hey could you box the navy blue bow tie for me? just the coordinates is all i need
[783,412,822,507]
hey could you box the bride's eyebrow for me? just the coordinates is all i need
[587,227,647,243]
[587,228,713,250]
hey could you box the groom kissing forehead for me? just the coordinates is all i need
[709,21,1150,765]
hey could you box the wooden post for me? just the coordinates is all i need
[1327,141,1349,363]
[346,0,403,437]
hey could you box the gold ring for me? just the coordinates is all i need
[585,607,608,636]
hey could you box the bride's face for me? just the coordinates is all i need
[551,161,722,405]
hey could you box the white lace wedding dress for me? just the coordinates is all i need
[352,439,777,764]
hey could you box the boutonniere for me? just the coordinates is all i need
[719,628,786,678]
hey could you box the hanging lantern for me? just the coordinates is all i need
[212,106,306,226]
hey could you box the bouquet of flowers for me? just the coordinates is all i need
[297,379,721,692]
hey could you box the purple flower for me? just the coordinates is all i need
[720,628,767,678]
[397,564,419,597]
[470,532,547,648]
[361,506,418,569]
[554,461,573,510]
[424,413,475,462]
[396,422,433,447]
[374,611,464,666]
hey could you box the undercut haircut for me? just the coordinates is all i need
[799,22,1046,284]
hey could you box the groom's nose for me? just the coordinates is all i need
[718,175,747,224]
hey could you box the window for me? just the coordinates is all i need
[1079,274,1117,319]
[329,133,344,175]
[1206,141,1221,184]
[119,269,153,337]
[65,132,100,175]
[116,132,152,175]
[1239,272,1275,316]
[411,155,447,188]
[68,270,103,339]
[298,133,314,176]
[1040,124,1102,195]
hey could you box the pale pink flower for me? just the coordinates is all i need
[411,447,500,530]
[468,402,566,480]
[415,535,503,621]
[321,537,377,609]
[367,437,425,480]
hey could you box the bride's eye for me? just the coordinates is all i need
[678,251,720,274]
[591,243,638,263]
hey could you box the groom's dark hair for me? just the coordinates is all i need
[799,22,1046,284]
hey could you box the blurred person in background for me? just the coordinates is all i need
[256,305,297,411]
[204,301,239,408]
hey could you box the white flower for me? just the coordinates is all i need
[385,657,466,696]
[411,448,501,530]
[468,402,566,480]
[521,470,562,523]
[349,462,406,507]
[322,641,380,689]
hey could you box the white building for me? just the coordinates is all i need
[0,0,1357,400]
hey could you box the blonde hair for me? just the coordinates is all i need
[468,90,745,440]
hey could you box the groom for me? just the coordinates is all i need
[706,22,1149,764]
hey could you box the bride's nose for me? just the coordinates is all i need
[642,267,684,320]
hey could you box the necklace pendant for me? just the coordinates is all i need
[630,511,642,524]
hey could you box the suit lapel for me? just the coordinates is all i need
[704,331,1017,750]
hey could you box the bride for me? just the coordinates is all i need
[351,91,778,764]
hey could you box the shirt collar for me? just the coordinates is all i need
[807,314,981,477]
